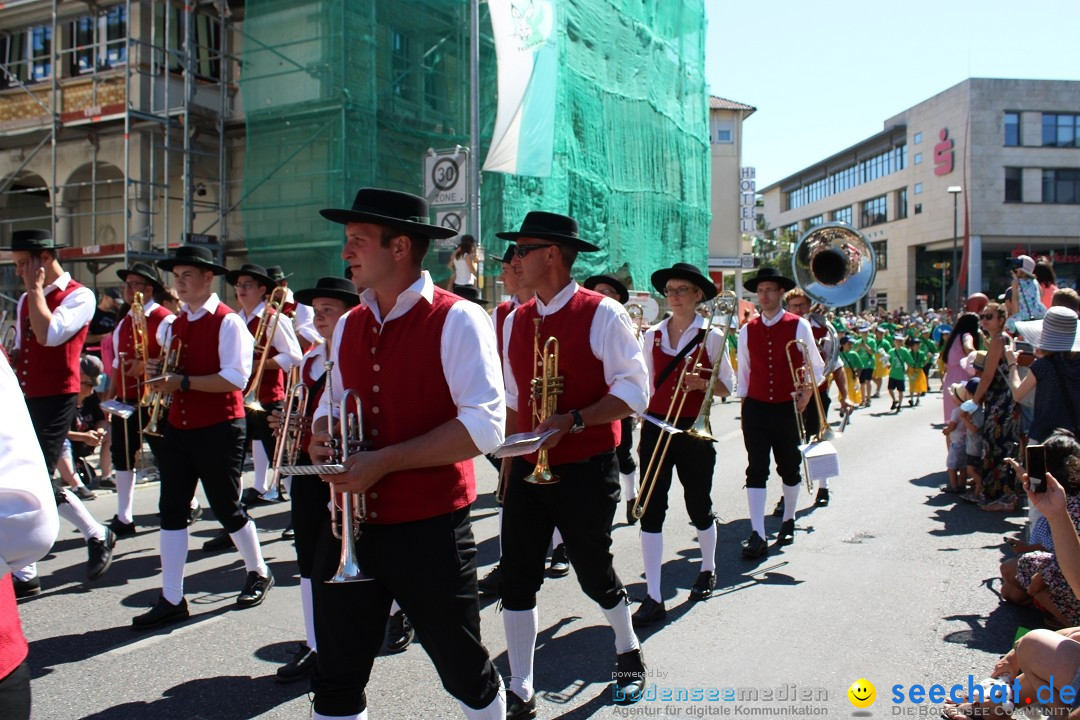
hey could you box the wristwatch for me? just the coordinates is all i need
[180,375,191,392]
[569,409,585,434]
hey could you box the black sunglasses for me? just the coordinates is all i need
[513,244,557,258]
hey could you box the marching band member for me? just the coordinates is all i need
[737,268,823,559]
[133,245,273,629]
[268,265,319,351]
[106,262,175,536]
[583,273,641,526]
[5,230,116,594]
[498,211,650,716]
[632,263,733,628]
[308,188,506,720]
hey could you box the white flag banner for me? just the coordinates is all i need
[483,0,558,177]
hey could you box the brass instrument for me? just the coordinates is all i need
[1,323,15,357]
[626,303,644,341]
[526,319,563,485]
[633,295,722,520]
[265,368,308,501]
[786,338,830,493]
[243,285,289,412]
[685,292,738,441]
[327,382,372,584]
[144,336,183,437]
[129,292,151,405]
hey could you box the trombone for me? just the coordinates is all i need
[626,303,645,341]
[786,338,829,493]
[1,323,15,358]
[526,318,562,485]
[684,293,737,441]
[244,285,289,412]
[265,369,308,501]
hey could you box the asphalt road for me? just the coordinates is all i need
[18,388,1041,719]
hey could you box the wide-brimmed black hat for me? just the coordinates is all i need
[266,265,293,283]
[225,263,275,290]
[455,285,488,307]
[500,245,516,264]
[651,263,717,301]
[294,276,361,307]
[496,211,600,253]
[157,245,228,275]
[116,262,164,292]
[584,274,629,304]
[744,267,796,293]
[319,188,457,239]
[1,228,67,251]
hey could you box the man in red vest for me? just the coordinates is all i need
[496,212,650,715]
[5,229,116,594]
[133,245,274,629]
[307,188,506,720]
[105,261,176,536]
[736,268,824,559]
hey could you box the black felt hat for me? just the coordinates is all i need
[584,274,630,304]
[225,263,275,290]
[266,265,293,283]
[500,245,516,264]
[116,262,165,292]
[294,276,361,307]
[455,285,488,307]
[319,188,457,239]
[651,263,717,301]
[496,211,600,253]
[743,267,796,293]
[157,245,228,275]
[1,228,67,251]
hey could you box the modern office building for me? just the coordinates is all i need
[759,78,1080,310]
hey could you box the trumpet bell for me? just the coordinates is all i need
[791,222,876,308]
[524,464,558,485]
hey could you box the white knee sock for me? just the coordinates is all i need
[551,527,563,549]
[696,523,717,573]
[58,491,106,542]
[390,599,401,617]
[252,442,270,494]
[300,577,317,651]
[640,531,663,602]
[13,564,36,582]
[161,528,189,604]
[503,608,538,701]
[601,601,640,654]
[747,487,767,538]
[116,470,136,524]
[460,683,506,720]
[283,474,293,495]
[818,477,830,490]
[313,712,365,720]
[230,520,269,577]
[620,470,637,501]
[782,483,800,522]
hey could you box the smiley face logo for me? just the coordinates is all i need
[848,678,876,708]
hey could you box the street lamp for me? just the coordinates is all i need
[947,186,962,311]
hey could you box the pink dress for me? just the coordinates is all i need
[942,333,973,424]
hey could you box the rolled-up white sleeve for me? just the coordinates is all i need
[45,286,95,346]
[590,298,649,414]
[706,328,736,394]
[443,300,505,454]
[0,355,59,576]
[156,314,175,348]
[269,314,303,372]
[293,303,320,345]
[736,325,751,398]
[796,318,826,385]
[217,314,254,390]
[502,308,520,413]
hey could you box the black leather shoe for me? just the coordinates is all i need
[202,530,233,552]
[13,577,41,598]
[477,564,501,597]
[281,524,295,540]
[132,595,189,630]
[386,610,414,653]
[631,596,666,628]
[613,649,647,704]
[741,531,768,559]
[815,487,830,507]
[778,519,795,546]
[548,544,569,578]
[97,475,117,490]
[236,571,274,608]
[772,498,784,517]
[689,571,716,601]
[108,515,137,537]
[87,528,116,579]
[275,644,316,683]
[188,504,203,526]
[506,690,537,719]
[626,499,638,526]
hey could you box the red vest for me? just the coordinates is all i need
[508,289,619,465]
[647,326,707,418]
[494,300,514,361]
[17,280,90,397]
[298,346,327,452]
[0,575,28,681]
[168,303,245,429]
[336,289,475,524]
[281,300,298,317]
[745,312,803,404]
[245,310,285,405]
[115,305,172,401]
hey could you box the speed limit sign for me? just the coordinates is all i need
[424,148,469,206]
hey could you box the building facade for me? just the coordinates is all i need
[707,95,755,292]
[759,78,1080,310]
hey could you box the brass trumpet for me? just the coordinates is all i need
[244,286,289,412]
[144,336,183,437]
[327,386,372,584]
[786,338,828,493]
[526,319,563,485]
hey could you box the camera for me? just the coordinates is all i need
[1004,257,1023,271]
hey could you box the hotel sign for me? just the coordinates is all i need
[740,167,756,233]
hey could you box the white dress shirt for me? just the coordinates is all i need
[165,293,253,390]
[736,309,824,398]
[0,353,59,576]
[109,299,176,369]
[501,280,649,415]
[285,287,320,345]
[239,300,303,373]
[316,271,505,455]
[15,272,96,347]
[643,314,735,396]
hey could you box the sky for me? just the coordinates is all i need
[705,0,1080,187]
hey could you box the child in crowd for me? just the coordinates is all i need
[942,381,971,494]
[958,381,986,503]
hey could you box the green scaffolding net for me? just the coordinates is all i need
[240,0,708,294]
